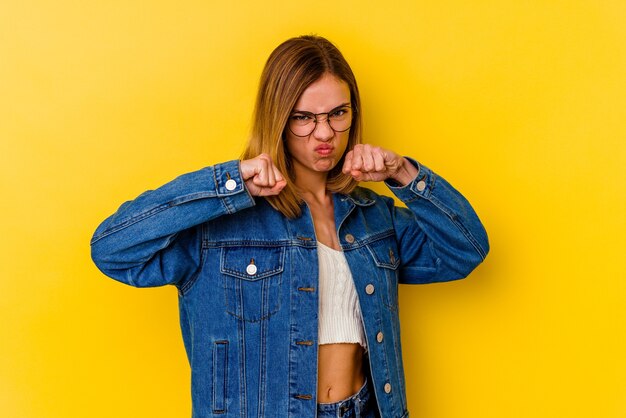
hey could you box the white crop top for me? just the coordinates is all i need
[317,242,367,350]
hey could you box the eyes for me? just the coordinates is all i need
[287,104,353,136]
[290,113,314,122]
[289,106,351,122]
[330,108,349,118]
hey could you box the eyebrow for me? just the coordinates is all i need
[292,102,351,114]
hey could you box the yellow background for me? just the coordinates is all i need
[1,1,625,417]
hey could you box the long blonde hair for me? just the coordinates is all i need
[242,35,363,218]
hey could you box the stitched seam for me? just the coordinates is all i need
[90,192,216,243]
[179,224,207,295]
[428,194,487,260]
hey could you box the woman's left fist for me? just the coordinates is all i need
[342,144,418,185]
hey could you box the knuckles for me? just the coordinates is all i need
[257,153,271,162]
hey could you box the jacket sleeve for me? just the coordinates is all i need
[90,160,255,288]
[385,159,489,284]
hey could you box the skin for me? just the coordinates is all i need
[240,73,418,403]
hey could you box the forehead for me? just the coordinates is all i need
[293,73,350,112]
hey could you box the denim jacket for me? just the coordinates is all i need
[90,159,489,418]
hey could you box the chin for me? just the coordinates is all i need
[313,160,337,172]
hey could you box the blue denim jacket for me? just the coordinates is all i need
[91,159,489,418]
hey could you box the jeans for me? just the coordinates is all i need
[317,378,380,418]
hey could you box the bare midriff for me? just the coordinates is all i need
[317,343,366,403]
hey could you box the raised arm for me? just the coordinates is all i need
[90,160,256,288]
[386,160,489,283]
[91,155,286,288]
[343,144,489,284]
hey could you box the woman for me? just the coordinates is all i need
[91,35,489,418]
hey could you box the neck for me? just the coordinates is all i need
[294,169,329,204]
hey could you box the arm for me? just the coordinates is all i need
[90,160,255,288]
[385,159,489,283]
[343,145,489,284]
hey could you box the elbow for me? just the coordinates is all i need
[91,243,121,283]
[90,239,134,286]
[474,231,490,264]
[90,240,108,272]
[462,218,490,273]
[90,238,118,273]
[444,238,489,281]
[458,238,489,279]
[90,241,166,288]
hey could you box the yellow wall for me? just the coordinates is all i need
[1,1,625,417]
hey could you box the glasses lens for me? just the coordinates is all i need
[288,113,316,137]
[328,107,351,132]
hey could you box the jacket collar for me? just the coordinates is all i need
[339,187,376,207]
[332,187,375,233]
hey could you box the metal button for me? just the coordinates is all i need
[365,284,375,295]
[384,383,392,393]
[225,179,237,191]
[246,263,257,276]
[345,233,355,244]
[416,180,426,192]
[376,332,384,343]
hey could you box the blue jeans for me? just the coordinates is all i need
[317,378,380,418]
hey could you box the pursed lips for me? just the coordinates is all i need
[314,144,334,156]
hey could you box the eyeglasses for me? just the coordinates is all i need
[287,105,353,137]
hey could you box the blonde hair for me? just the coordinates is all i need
[242,35,363,218]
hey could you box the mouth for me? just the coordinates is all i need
[315,145,334,156]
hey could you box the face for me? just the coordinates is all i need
[284,73,352,179]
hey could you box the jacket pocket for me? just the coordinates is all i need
[212,340,228,414]
[366,236,400,310]
[220,245,284,322]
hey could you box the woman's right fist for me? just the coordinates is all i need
[240,154,287,196]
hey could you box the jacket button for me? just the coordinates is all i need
[225,179,237,191]
[246,263,257,276]
[344,233,355,244]
[365,284,375,295]
[416,180,426,192]
[384,382,392,393]
[376,332,384,343]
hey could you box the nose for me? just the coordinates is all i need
[311,115,334,142]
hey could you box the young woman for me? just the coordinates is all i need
[91,35,489,418]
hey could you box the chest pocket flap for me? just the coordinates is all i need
[220,246,285,280]
[220,245,285,322]
[366,237,401,270]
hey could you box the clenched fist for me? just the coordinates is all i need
[240,154,287,196]
[342,144,418,185]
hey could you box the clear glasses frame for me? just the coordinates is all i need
[287,105,354,137]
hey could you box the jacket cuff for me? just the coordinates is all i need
[213,160,255,213]
[385,157,433,202]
